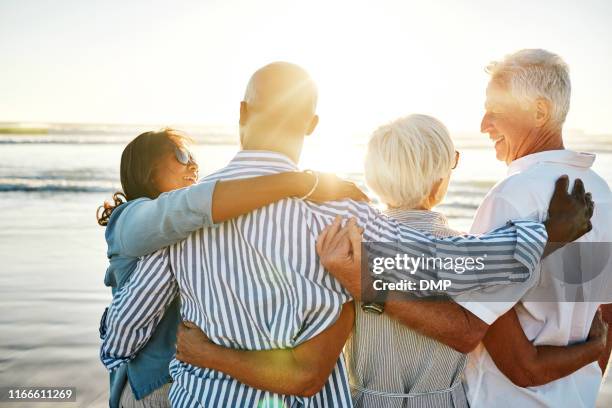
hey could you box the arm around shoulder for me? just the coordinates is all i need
[118,181,218,257]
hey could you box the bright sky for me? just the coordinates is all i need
[1,0,611,137]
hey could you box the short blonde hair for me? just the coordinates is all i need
[364,114,455,208]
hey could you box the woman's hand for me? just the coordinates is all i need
[304,172,370,203]
[316,217,364,299]
[176,321,216,368]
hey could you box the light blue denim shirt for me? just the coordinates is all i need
[99,180,217,408]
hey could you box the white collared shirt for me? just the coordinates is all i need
[459,149,612,408]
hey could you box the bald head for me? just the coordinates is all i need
[239,62,319,162]
[243,62,317,128]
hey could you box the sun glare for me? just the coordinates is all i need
[236,0,493,169]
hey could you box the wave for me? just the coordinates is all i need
[0,138,129,145]
[0,185,112,193]
[0,178,118,193]
[0,137,238,145]
[3,171,117,182]
[0,133,238,145]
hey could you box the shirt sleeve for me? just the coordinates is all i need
[454,192,543,324]
[99,248,178,371]
[309,199,546,296]
[117,180,218,257]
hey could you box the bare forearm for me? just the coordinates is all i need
[599,324,612,373]
[522,341,603,386]
[484,308,605,387]
[599,305,612,373]
[385,295,487,353]
[211,173,311,223]
[177,303,355,397]
[189,343,310,395]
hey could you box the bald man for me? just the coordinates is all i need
[101,62,574,407]
[239,61,319,162]
[102,62,358,407]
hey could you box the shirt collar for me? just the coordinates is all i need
[507,150,596,175]
[228,150,299,172]
[383,208,450,228]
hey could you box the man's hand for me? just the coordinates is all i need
[176,321,215,367]
[316,217,364,299]
[543,176,594,256]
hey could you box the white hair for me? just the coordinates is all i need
[364,114,455,209]
[486,49,571,127]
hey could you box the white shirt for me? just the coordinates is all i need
[458,150,612,408]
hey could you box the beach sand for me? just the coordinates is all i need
[0,193,110,407]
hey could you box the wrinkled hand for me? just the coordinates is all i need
[316,216,364,299]
[588,309,608,349]
[306,172,370,203]
[176,321,214,367]
[544,176,594,254]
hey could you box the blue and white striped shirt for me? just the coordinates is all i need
[101,150,547,408]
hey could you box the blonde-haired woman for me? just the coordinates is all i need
[347,114,467,407]
[364,114,458,221]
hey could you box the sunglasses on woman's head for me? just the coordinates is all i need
[174,146,197,165]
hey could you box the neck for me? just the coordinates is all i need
[512,126,564,163]
[240,130,304,164]
[387,203,431,211]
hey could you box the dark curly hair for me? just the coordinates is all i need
[97,128,192,226]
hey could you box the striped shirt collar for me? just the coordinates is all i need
[383,208,450,229]
[228,150,299,171]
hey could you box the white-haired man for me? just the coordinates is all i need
[455,49,612,407]
[315,49,610,408]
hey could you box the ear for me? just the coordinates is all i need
[239,101,249,126]
[305,114,319,136]
[534,98,551,127]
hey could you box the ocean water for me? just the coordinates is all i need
[0,129,610,407]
